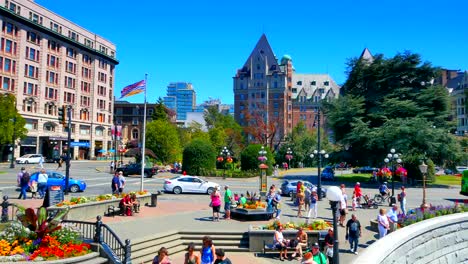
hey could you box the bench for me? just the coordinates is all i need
[106,201,141,217]
[262,240,311,256]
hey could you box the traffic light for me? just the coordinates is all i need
[58,105,66,126]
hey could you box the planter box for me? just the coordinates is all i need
[47,194,152,221]
[248,225,327,252]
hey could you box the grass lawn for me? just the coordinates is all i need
[335,173,372,183]
[433,175,462,186]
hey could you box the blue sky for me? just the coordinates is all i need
[36,0,468,105]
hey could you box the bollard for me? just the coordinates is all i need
[1,196,10,223]
[147,192,158,207]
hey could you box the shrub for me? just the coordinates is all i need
[182,139,216,176]
[240,144,274,175]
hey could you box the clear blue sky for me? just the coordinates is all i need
[36,0,468,105]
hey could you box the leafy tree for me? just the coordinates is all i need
[152,97,169,122]
[145,119,181,164]
[240,144,274,175]
[325,51,461,180]
[182,138,216,175]
[0,94,27,146]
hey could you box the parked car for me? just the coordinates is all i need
[29,170,86,193]
[115,163,157,178]
[456,166,468,173]
[352,166,379,174]
[16,154,43,164]
[163,176,218,195]
[280,180,327,198]
[321,166,335,181]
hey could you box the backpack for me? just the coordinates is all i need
[21,172,30,185]
[397,194,402,202]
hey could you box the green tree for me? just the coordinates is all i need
[182,138,216,176]
[0,94,27,146]
[240,144,274,175]
[325,51,460,180]
[145,119,181,164]
[152,97,169,122]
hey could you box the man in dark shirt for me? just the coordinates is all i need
[214,248,232,264]
[323,228,334,263]
[346,214,362,254]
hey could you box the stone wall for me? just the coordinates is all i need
[353,212,468,264]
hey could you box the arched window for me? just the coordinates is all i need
[132,128,139,140]
[43,122,55,132]
[95,126,104,136]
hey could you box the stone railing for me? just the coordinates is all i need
[47,194,152,221]
[353,212,468,264]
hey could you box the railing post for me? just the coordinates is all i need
[94,215,102,243]
[1,196,10,223]
[124,239,131,264]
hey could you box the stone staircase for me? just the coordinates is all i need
[131,230,250,264]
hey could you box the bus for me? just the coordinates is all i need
[461,170,468,196]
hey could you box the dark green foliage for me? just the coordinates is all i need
[182,139,216,176]
[152,97,169,121]
[240,144,274,175]
[0,94,27,146]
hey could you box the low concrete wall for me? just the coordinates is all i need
[248,226,326,252]
[353,212,468,264]
[47,194,152,221]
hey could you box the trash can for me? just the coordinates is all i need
[147,191,160,207]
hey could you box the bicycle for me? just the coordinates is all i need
[374,192,393,206]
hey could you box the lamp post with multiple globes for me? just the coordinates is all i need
[327,186,341,264]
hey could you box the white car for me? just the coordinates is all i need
[16,154,43,164]
[163,176,218,195]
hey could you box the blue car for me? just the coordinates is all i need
[321,166,335,181]
[30,170,86,193]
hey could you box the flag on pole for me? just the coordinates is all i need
[120,80,146,98]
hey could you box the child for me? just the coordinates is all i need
[30,179,38,199]
[352,194,357,211]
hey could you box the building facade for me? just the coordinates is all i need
[0,0,118,160]
[163,82,196,123]
[233,34,339,144]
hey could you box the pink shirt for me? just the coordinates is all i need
[211,192,221,207]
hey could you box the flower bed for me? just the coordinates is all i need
[397,202,468,228]
[56,190,148,207]
[0,208,91,262]
[237,201,267,210]
[251,219,332,231]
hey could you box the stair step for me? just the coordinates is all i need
[180,230,247,235]
[180,239,248,247]
[132,239,181,259]
[132,230,179,245]
[132,244,186,264]
[132,234,181,252]
[179,234,246,241]
[78,256,109,264]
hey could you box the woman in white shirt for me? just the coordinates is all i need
[377,208,390,238]
[274,226,289,261]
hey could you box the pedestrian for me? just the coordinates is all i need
[152,246,172,264]
[214,248,232,264]
[111,173,121,194]
[119,172,126,193]
[345,214,362,255]
[354,182,362,206]
[223,186,232,220]
[110,161,115,174]
[200,236,215,264]
[184,242,200,264]
[351,193,357,211]
[38,156,44,169]
[387,204,399,233]
[273,225,289,261]
[291,227,308,260]
[18,167,30,200]
[301,252,315,264]
[399,186,407,215]
[210,186,221,221]
[323,228,334,263]
[30,178,38,199]
[37,169,48,199]
[377,208,390,238]
[304,186,311,212]
[311,242,327,263]
[57,157,63,170]
[273,190,282,219]
[297,188,305,218]
[16,167,24,187]
[307,190,318,219]
[339,191,347,227]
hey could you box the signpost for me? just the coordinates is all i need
[42,185,64,208]
[70,142,90,148]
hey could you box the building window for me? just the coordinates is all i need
[26,47,39,62]
[80,110,90,121]
[66,61,76,74]
[46,71,58,84]
[132,129,139,140]
[297,81,302,85]
[64,76,76,89]
[98,72,107,83]
[23,100,36,113]
[96,113,105,123]
[2,76,14,91]
[68,31,79,41]
[132,118,139,125]
[44,123,55,132]
[23,82,38,96]
[80,96,90,107]
[81,81,91,93]
[64,91,75,103]
[50,22,61,33]
[324,81,329,86]
[80,126,90,135]
[99,45,108,54]
[29,12,43,24]
[96,127,104,136]
[45,87,57,100]
[1,57,16,73]
[26,31,40,44]
[98,85,106,96]
[82,54,92,65]
[66,47,76,59]
[44,104,55,115]
[3,22,18,35]
[97,99,106,109]
[82,67,91,79]
[48,40,60,52]
[24,64,38,79]
[311,81,316,86]
[2,38,16,54]
[47,54,59,68]
[84,39,93,48]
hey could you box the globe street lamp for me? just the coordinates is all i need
[418,161,429,209]
[258,146,268,196]
[217,147,232,179]
[327,186,341,264]
[310,150,329,200]
[384,148,402,205]
[285,148,293,169]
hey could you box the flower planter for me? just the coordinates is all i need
[47,193,152,221]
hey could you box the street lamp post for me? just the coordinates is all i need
[10,108,17,169]
[418,161,429,209]
[285,148,293,169]
[310,150,329,200]
[217,147,231,179]
[258,146,268,196]
[384,148,402,205]
[327,186,341,264]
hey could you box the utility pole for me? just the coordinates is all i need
[317,107,322,200]
[65,106,72,195]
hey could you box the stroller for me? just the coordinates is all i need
[361,194,379,209]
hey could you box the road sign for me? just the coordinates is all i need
[70,142,90,148]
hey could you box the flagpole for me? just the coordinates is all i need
[140,74,148,192]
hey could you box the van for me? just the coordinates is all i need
[461,170,468,196]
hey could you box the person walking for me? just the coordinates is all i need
[304,186,311,212]
[112,173,121,194]
[119,172,126,194]
[223,186,232,220]
[346,214,362,255]
[200,236,215,264]
[110,161,115,174]
[399,186,407,215]
[323,228,334,263]
[339,191,347,227]
[57,157,63,170]
[214,248,232,264]
[210,186,221,221]
[377,208,390,238]
[37,169,48,199]
[38,156,44,169]
[273,190,282,219]
[297,188,305,218]
[30,178,38,199]
[18,168,30,200]
[307,190,319,219]
[387,204,399,233]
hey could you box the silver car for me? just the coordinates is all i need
[163,176,219,195]
[280,180,327,198]
[16,154,43,164]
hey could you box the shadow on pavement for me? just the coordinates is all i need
[194,216,217,222]
[445,198,468,204]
